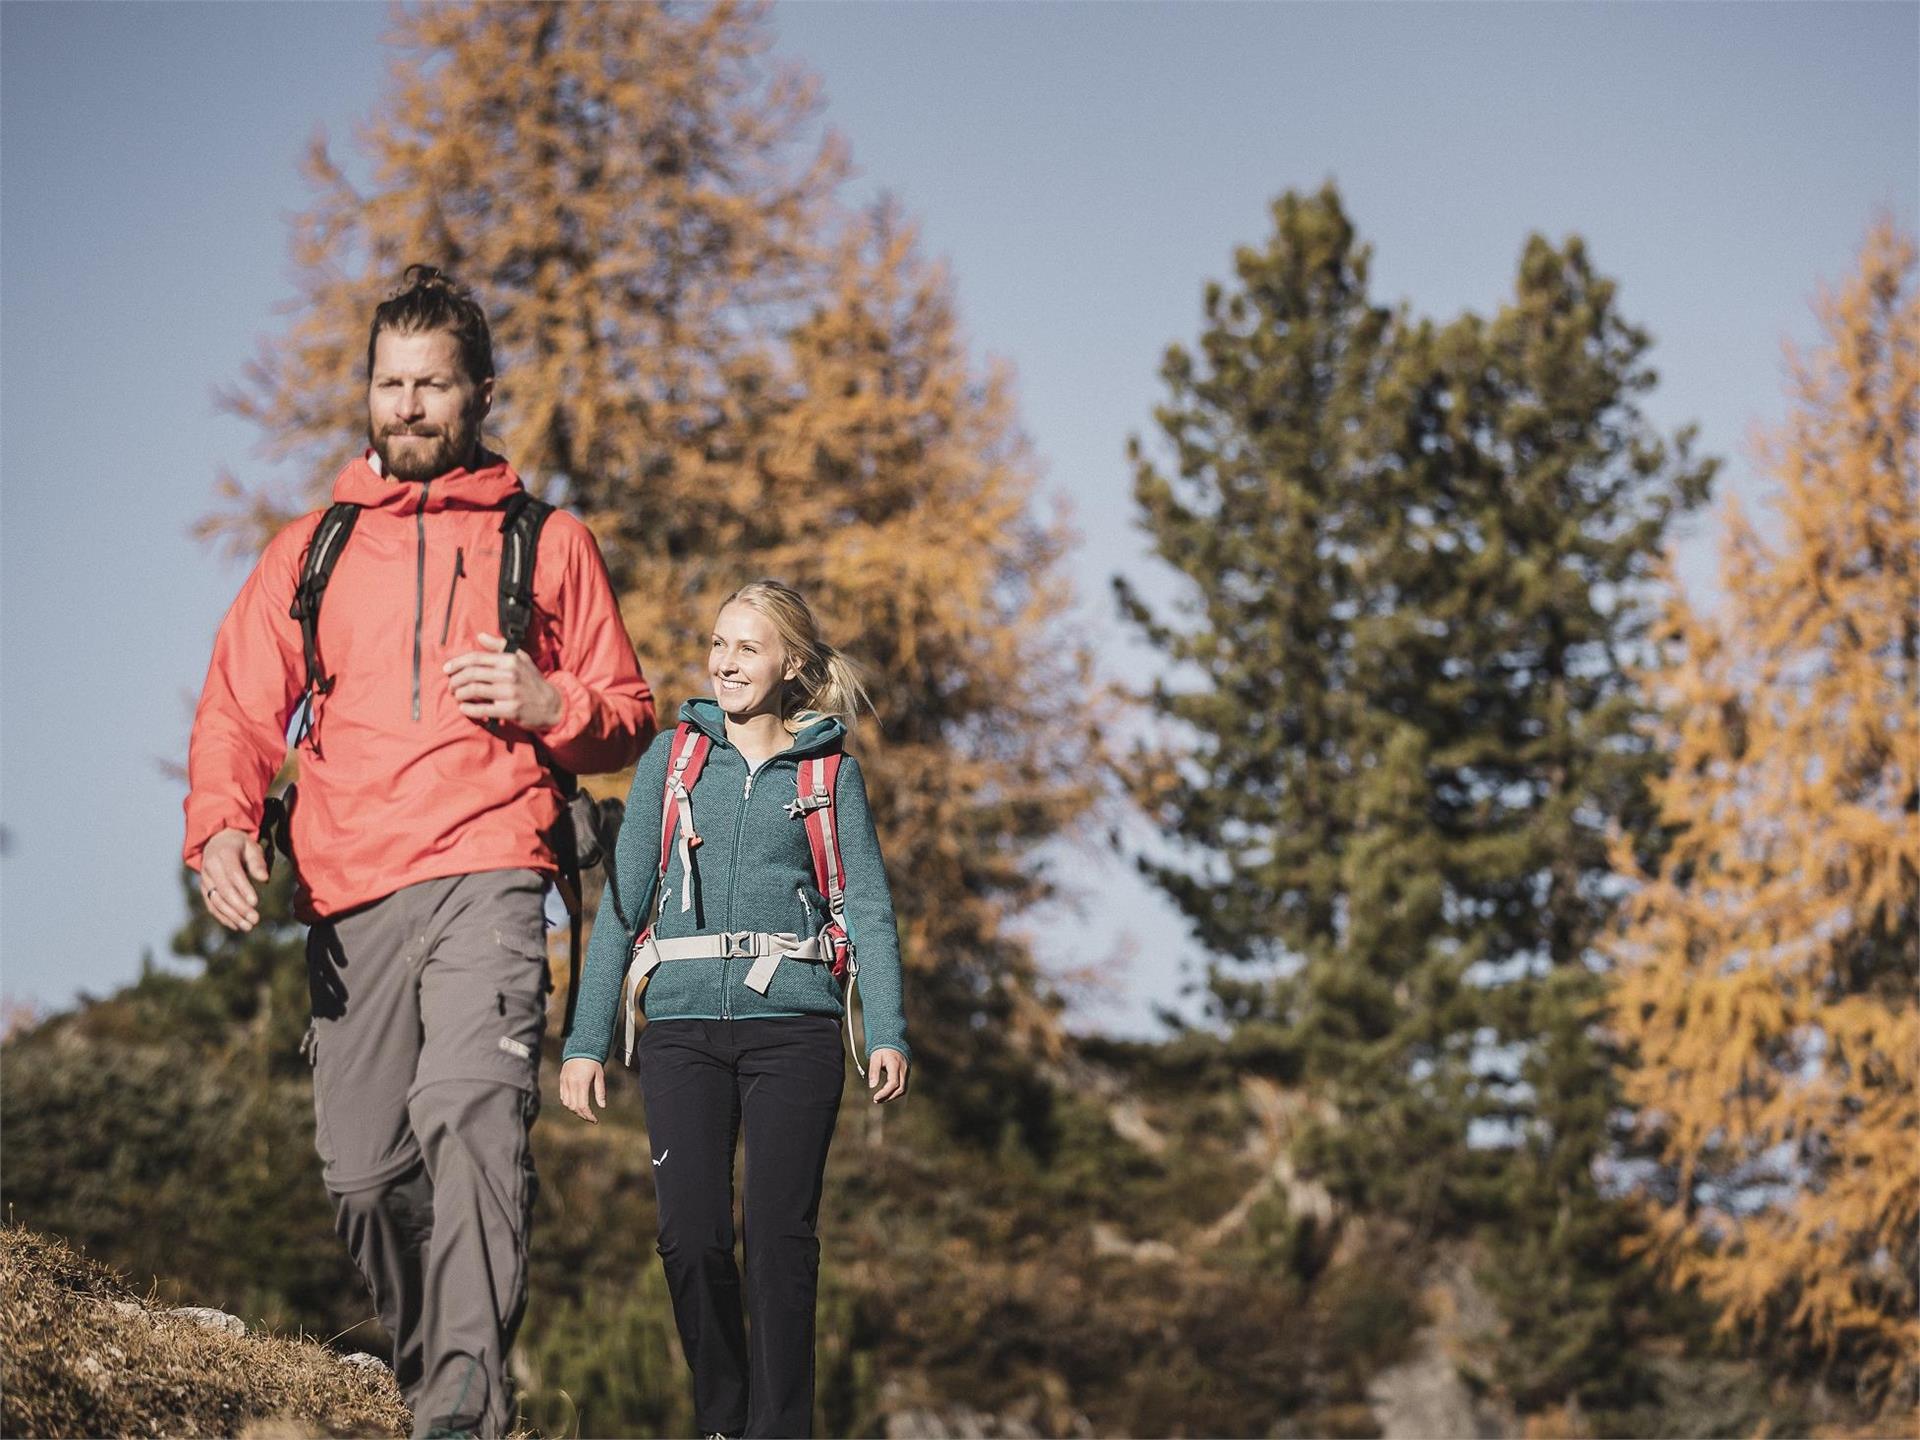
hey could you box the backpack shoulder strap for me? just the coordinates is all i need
[793,745,865,1074]
[288,501,362,699]
[792,750,851,978]
[497,492,554,655]
[654,722,712,925]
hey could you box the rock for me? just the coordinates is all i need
[1106,1099,1169,1157]
[1366,1252,1512,1440]
[881,1378,1047,1439]
[339,1351,392,1376]
[168,1306,247,1337]
[1367,1332,1483,1440]
[886,1408,1042,1439]
[1090,1221,1182,1265]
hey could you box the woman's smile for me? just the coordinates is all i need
[709,601,793,719]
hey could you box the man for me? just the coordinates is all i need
[184,265,654,1438]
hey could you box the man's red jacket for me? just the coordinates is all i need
[183,450,655,918]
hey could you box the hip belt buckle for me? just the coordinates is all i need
[721,931,759,959]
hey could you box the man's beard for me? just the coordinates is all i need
[370,410,482,482]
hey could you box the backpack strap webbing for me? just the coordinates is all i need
[495,493,613,1044]
[792,754,851,978]
[657,723,712,919]
[618,722,709,1056]
[288,502,362,738]
[790,750,866,1077]
[497,493,554,656]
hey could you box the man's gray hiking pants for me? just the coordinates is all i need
[304,868,549,1440]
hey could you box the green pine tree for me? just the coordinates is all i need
[1431,236,1715,1410]
[1119,184,1716,1412]
[1115,182,1392,1037]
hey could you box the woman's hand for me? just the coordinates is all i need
[867,1049,909,1104]
[559,1057,608,1123]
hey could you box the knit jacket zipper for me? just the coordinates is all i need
[720,759,760,1018]
[410,481,428,721]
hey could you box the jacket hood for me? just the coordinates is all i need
[331,448,524,514]
[679,696,846,757]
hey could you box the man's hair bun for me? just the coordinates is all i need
[367,263,495,385]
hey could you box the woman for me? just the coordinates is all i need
[559,579,909,1440]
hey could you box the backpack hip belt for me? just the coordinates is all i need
[619,929,833,1061]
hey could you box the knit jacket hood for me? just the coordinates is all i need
[677,696,847,757]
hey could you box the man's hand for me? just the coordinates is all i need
[444,631,563,731]
[559,1057,608,1123]
[868,1048,909,1104]
[199,827,270,931]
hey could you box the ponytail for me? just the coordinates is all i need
[793,644,872,733]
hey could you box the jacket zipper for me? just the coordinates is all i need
[438,546,466,646]
[721,758,761,1019]
[410,481,429,721]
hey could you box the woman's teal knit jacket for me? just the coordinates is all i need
[562,698,910,1065]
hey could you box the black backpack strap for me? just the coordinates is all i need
[257,783,297,876]
[552,782,632,1045]
[288,502,361,747]
[497,492,554,656]
[496,490,622,1038]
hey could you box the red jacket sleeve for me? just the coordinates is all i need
[533,515,656,775]
[182,517,315,870]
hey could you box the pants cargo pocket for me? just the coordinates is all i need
[413,869,552,1095]
[414,974,549,1096]
[492,985,547,1091]
[307,1023,336,1175]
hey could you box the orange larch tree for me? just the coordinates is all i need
[211,2,1102,1132]
[748,207,1101,1121]
[1607,218,1920,1413]
[210,0,844,552]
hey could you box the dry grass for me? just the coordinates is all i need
[0,1223,410,1439]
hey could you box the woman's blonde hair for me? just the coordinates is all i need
[718,580,871,733]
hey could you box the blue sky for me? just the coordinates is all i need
[2,1,1915,1035]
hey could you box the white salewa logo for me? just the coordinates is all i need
[652,1150,670,1167]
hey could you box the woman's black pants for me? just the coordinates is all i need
[636,1016,845,1439]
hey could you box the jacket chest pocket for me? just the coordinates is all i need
[436,545,469,646]
[436,538,502,658]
